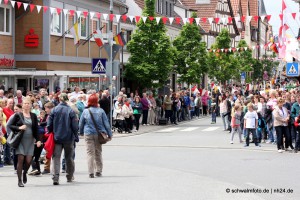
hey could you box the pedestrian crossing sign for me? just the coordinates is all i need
[92,58,107,74]
[286,62,299,77]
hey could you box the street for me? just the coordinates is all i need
[1,116,300,200]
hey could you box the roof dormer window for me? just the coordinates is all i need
[196,0,210,4]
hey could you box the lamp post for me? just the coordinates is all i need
[109,0,113,128]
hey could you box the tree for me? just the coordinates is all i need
[252,53,279,82]
[207,28,238,84]
[124,0,174,89]
[173,12,207,85]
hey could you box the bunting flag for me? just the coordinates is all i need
[30,4,35,12]
[109,14,114,21]
[114,32,126,47]
[169,17,174,25]
[90,12,95,19]
[142,17,147,23]
[70,10,75,16]
[10,1,15,8]
[103,13,108,21]
[128,16,134,23]
[70,22,80,45]
[122,15,127,22]
[115,14,121,23]
[36,5,42,13]
[278,0,288,59]
[93,30,104,47]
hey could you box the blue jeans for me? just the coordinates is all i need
[211,112,216,122]
[245,128,258,146]
[221,113,228,130]
[3,144,11,163]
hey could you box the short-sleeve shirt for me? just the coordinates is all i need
[244,111,258,129]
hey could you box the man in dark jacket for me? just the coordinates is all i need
[47,93,78,185]
[99,93,110,121]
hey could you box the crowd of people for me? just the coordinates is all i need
[1,83,298,187]
[210,85,300,153]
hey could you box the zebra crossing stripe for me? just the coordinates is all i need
[156,128,180,132]
[180,127,199,132]
[202,127,219,131]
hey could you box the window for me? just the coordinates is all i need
[0,6,11,35]
[156,0,160,13]
[50,12,62,35]
[166,2,168,16]
[65,14,75,37]
[80,16,88,38]
[169,3,172,17]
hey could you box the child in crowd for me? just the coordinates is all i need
[230,105,243,144]
[211,101,217,124]
[0,115,6,167]
[244,103,260,147]
[31,102,41,118]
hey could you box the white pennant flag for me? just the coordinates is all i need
[36,5,42,13]
[247,16,252,24]
[116,14,121,23]
[244,47,248,51]
[229,48,232,52]
[260,44,264,49]
[221,17,226,25]
[195,18,200,25]
[0,0,2,5]
[183,18,188,24]
[213,49,216,52]
[76,11,82,19]
[23,3,29,11]
[260,15,265,22]
[142,17,147,23]
[234,17,239,22]
[50,7,56,15]
[10,1,16,8]
[252,46,256,50]
[63,9,68,16]
[221,49,224,52]
[237,48,240,51]
[169,17,174,25]
[208,18,213,25]
[128,16,134,23]
[156,17,161,24]
[90,12,95,19]
[103,13,108,21]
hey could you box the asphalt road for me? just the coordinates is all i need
[0,116,299,200]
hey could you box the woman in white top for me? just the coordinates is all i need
[273,97,290,153]
[219,96,228,131]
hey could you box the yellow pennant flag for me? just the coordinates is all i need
[70,23,80,45]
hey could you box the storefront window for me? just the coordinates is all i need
[34,78,49,91]
[69,77,107,91]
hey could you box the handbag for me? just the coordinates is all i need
[88,108,110,144]
[7,113,25,149]
[133,109,139,114]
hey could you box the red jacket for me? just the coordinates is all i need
[3,107,14,122]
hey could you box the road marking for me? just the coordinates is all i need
[156,127,180,132]
[202,127,219,131]
[180,127,199,132]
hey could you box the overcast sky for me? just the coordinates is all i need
[264,0,300,37]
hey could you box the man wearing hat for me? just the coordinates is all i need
[47,93,79,185]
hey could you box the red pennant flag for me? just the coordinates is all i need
[241,16,246,22]
[292,13,297,19]
[83,11,89,18]
[279,14,283,21]
[43,6,48,13]
[56,8,62,15]
[201,18,207,23]
[162,17,168,24]
[109,14,114,21]
[70,10,75,16]
[96,12,101,19]
[149,16,154,21]
[4,0,8,4]
[253,16,259,22]
[175,17,181,24]
[30,4,35,12]
[17,2,22,9]
[232,48,236,52]
[189,18,194,24]
[228,17,232,23]
[214,18,220,24]
[266,15,271,21]
[135,16,140,23]
[122,15,127,22]
[225,49,228,52]
[256,45,259,49]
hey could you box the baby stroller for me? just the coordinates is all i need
[112,119,124,133]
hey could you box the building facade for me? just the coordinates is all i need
[0,0,127,94]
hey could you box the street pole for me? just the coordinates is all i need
[109,0,113,128]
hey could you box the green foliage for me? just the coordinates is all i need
[173,12,207,85]
[124,0,174,89]
[207,28,237,84]
[252,54,278,81]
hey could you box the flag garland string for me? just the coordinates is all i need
[2,0,300,26]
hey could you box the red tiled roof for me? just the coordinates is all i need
[249,0,258,27]
[231,0,240,16]
[134,0,144,10]
[180,0,219,32]
[241,0,248,16]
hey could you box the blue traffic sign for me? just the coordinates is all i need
[241,72,246,80]
[92,58,107,74]
[286,62,299,77]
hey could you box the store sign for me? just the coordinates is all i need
[24,28,39,47]
[0,57,15,68]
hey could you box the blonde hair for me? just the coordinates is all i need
[234,105,240,111]
[22,97,32,106]
[247,102,253,108]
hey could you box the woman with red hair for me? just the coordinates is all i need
[79,94,112,178]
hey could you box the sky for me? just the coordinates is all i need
[264,0,300,37]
